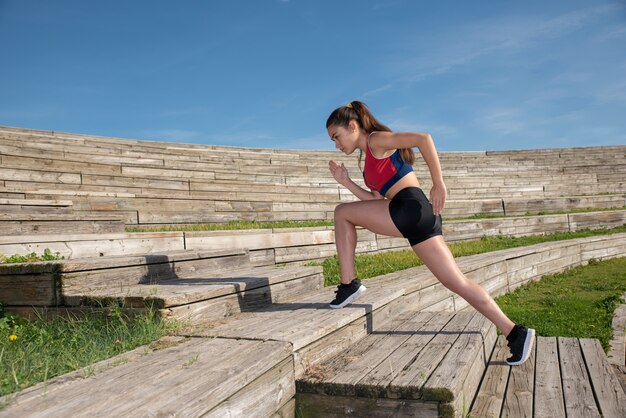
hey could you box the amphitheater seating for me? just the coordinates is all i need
[1,126,625,417]
[1,126,624,231]
[2,233,625,417]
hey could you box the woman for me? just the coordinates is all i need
[326,101,534,366]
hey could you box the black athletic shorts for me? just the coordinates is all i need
[388,187,443,246]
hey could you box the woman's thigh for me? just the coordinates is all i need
[334,199,404,238]
[411,235,466,291]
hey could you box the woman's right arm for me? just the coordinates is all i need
[329,160,381,201]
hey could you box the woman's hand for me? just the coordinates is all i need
[430,182,447,216]
[329,160,350,185]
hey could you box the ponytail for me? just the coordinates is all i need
[326,101,415,169]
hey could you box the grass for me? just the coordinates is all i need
[0,249,64,264]
[446,205,626,221]
[123,206,626,233]
[495,257,626,352]
[125,219,334,233]
[0,304,183,397]
[312,224,626,286]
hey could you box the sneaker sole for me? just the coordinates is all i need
[329,285,367,309]
[506,328,535,366]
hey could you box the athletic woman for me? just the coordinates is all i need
[326,101,534,366]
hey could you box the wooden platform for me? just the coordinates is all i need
[470,335,626,418]
[297,329,626,418]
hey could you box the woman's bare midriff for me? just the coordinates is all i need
[384,172,421,200]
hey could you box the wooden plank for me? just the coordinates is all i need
[64,261,281,305]
[204,356,295,418]
[558,337,601,417]
[270,397,295,418]
[533,336,566,418]
[294,392,439,418]
[0,198,73,206]
[160,271,324,321]
[0,167,81,184]
[294,315,370,381]
[0,154,122,176]
[81,174,188,191]
[388,311,477,399]
[299,311,437,397]
[421,312,497,417]
[579,338,626,418]
[501,332,535,418]
[0,220,126,236]
[470,335,510,418]
[608,304,626,366]
[355,312,453,398]
[0,272,58,305]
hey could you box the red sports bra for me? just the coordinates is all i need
[363,133,414,196]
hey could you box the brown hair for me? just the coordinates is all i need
[326,101,415,169]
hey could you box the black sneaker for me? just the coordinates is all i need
[329,279,367,309]
[506,324,535,366]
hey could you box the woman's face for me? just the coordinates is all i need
[327,122,358,155]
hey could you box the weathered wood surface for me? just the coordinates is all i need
[0,337,293,418]
[502,334,535,417]
[579,338,626,418]
[191,285,405,351]
[470,335,625,418]
[296,310,498,418]
[470,335,511,418]
[608,303,626,366]
[295,392,440,418]
[2,126,626,230]
[534,337,566,418]
[0,220,125,236]
[161,270,324,321]
[65,265,321,308]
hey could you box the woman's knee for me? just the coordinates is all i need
[334,203,351,222]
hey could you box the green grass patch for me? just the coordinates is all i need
[445,205,626,221]
[124,206,626,232]
[0,249,64,264]
[125,219,334,233]
[311,225,626,287]
[0,305,183,397]
[495,257,626,352]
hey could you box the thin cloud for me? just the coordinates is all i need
[377,4,624,91]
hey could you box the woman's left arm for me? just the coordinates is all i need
[414,134,446,216]
[370,132,447,215]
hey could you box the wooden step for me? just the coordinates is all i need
[296,310,497,417]
[64,264,324,322]
[0,337,295,417]
[0,248,251,306]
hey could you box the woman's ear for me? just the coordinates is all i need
[348,119,359,133]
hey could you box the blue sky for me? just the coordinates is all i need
[1,0,625,151]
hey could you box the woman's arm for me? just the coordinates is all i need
[329,160,382,201]
[370,132,447,214]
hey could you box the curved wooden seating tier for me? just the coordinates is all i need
[1,126,624,232]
